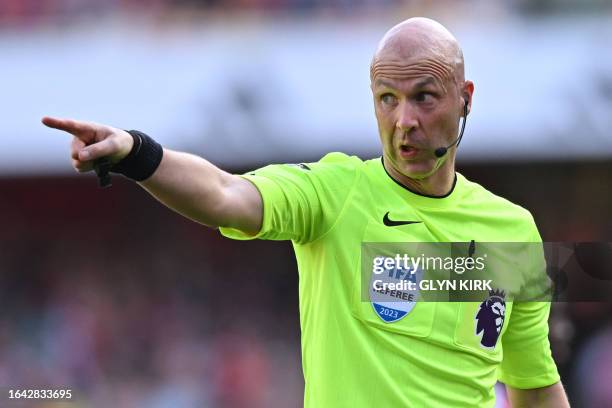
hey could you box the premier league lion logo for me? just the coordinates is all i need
[475,289,506,349]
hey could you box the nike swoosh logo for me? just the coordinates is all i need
[383,212,422,227]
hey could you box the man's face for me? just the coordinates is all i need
[371,57,464,179]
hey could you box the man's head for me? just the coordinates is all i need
[371,17,474,181]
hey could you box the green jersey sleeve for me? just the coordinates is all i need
[498,220,560,389]
[219,152,360,244]
[497,300,560,388]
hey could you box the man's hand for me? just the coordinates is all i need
[42,117,133,173]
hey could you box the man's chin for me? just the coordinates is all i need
[398,163,437,180]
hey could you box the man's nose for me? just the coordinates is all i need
[396,101,418,133]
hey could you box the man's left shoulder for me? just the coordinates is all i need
[458,173,537,226]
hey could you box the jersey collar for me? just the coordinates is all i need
[379,157,462,207]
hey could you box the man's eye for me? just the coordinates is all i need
[381,94,397,105]
[416,92,435,103]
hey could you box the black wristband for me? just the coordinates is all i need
[111,130,163,181]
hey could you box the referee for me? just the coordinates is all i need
[44,17,569,408]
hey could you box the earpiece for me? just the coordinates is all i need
[463,95,470,117]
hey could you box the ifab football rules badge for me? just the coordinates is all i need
[369,256,424,323]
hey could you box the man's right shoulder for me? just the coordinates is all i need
[249,152,361,171]
[249,152,364,184]
[301,152,365,191]
[316,152,365,170]
[318,151,361,164]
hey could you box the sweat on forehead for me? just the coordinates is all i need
[370,17,464,84]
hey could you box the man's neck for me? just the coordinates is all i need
[383,157,456,197]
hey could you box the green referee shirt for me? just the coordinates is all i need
[220,153,560,408]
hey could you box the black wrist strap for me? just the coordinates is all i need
[110,130,163,181]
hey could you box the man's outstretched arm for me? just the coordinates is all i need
[506,381,570,408]
[42,117,263,235]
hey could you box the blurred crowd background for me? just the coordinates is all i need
[1,0,612,407]
[0,0,611,22]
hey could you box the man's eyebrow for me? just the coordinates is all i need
[374,76,443,90]
[374,79,396,89]
[413,77,438,88]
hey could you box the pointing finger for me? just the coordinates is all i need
[42,116,98,136]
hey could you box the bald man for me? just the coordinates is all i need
[44,17,569,408]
